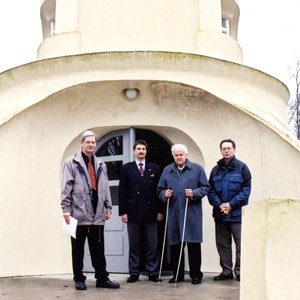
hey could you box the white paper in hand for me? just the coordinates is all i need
[63,216,78,238]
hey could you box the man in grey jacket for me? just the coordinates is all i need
[61,130,120,290]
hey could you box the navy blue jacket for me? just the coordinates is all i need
[208,156,251,223]
[118,161,163,223]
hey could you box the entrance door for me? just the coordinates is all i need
[83,128,173,273]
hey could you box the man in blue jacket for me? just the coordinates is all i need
[208,139,251,282]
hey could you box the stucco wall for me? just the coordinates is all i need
[241,199,300,300]
[1,79,300,276]
[38,0,242,63]
[0,52,291,137]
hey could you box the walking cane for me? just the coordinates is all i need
[174,194,189,288]
[158,188,172,284]
[158,198,169,284]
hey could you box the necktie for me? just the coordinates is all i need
[139,163,144,176]
[88,157,97,190]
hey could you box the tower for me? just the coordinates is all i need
[39,0,242,63]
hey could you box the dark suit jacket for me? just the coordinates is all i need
[118,161,163,223]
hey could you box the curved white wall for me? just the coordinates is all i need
[0,77,300,276]
[38,0,242,63]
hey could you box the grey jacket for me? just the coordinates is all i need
[60,152,112,225]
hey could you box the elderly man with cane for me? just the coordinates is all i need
[157,144,210,285]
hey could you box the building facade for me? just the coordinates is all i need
[1,0,300,279]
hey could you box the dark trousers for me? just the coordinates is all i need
[215,222,241,276]
[127,221,159,276]
[170,242,202,280]
[71,225,109,282]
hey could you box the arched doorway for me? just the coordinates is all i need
[83,128,173,273]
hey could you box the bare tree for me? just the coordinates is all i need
[288,60,300,139]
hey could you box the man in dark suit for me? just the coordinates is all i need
[118,140,163,283]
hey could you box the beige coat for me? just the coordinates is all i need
[61,152,112,225]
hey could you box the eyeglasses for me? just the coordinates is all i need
[84,141,96,145]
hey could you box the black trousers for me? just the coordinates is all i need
[170,242,202,280]
[127,221,159,276]
[71,225,109,282]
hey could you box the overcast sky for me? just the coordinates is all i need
[0,1,299,93]
[239,0,300,92]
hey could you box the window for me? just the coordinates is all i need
[221,17,230,35]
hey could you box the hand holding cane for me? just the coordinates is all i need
[158,188,172,284]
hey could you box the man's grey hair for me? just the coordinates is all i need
[171,144,188,155]
[80,130,97,142]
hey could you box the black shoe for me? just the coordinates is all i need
[191,277,201,284]
[214,273,233,281]
[148,274,161,282]
[75,281,87,290]
[127,275,139,283]
[96,279,120,289]
[168,276,184,283]
[236,274,240,281]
